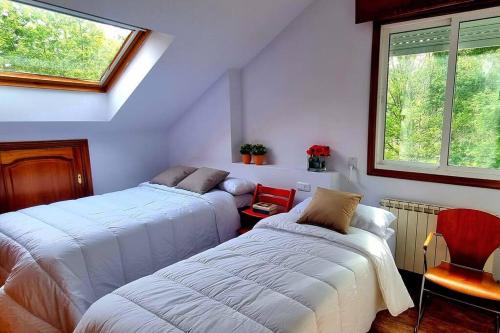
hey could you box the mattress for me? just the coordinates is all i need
[76,212,413,333]
[233,193,253,208]
[0,183,240,333]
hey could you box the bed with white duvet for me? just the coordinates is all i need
[76,211,414,333]
[0,183,240,333]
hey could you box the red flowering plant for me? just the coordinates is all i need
[307,145,330,172]
[306,145,330,157]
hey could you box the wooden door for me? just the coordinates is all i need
[0,140,93,213]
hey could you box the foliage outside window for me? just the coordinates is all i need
[0,0,145,91]
[372,7,500,187]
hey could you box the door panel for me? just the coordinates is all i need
[0,147,74,164]
[0,140,93,213]
[3,157,77,211]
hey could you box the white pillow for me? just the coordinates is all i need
[350,204,396,238]
[290,197,312,215]
[218,177,256,196]
[383,227,395,241]
[291,198,395,238]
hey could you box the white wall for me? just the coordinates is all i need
[241,0,499,214]
[166,73,234,166]
[33,0,315,129]
[0,123,170,194]
[0,0,317,197]
[0,32,172,122]
[167,0,499,215]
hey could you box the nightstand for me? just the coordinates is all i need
[237,184,296,235]
[237,225,255,235]
[237,209,261,235]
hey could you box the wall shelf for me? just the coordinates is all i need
[227,162,340,201]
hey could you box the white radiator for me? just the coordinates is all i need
[380,199,495,274]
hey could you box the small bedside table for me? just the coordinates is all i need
[237,184,296,236]
[238,209,262,235]
[237,225,255,235]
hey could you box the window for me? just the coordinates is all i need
[369,7,500,189]
[0,0,148,92]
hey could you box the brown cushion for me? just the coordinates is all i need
[297,187,362,234]
[151,166,198,187]
[176,167,229,194]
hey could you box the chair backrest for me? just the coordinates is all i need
[251,184,296,213]
[437,208,500,270]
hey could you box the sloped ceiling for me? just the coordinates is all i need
[40,0,316,130]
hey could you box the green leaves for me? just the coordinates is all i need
[449,46,500,169]
[0,0,130,82]
[384,51,448,164]
[384,45,499,169]
[240,144,253,154]
[252,144,267,156]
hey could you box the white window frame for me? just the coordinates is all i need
[375,7,500,181]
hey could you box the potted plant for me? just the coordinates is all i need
[240,144,253,164]
[307,145,330,172]
[252,144,267,165]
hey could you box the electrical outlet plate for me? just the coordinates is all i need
[296,182,311,192]
[348,157,358,169]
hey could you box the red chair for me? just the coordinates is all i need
[414,209,500,333]
[242,184,296,219]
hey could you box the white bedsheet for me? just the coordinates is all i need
[233,193,253,208]
[0,183,240,333]
[76,212,413,333]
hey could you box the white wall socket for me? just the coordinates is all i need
[297,182,311,192]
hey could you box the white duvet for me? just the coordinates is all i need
[0,183,240,333]
[76,212,414,333]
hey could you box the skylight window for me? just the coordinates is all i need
[0,0,148,92]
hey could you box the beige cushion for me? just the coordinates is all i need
[176,167,229,194]
[297,187,362,234]
[151,166,198,187]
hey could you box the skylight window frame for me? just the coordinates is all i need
[367,6,500,190]
[0,0,149,93]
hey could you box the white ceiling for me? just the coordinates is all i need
[42,0,316,129]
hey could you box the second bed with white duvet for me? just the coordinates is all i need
[76,211,414,333]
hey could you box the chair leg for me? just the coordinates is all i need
[414,276,426,333]
[496,314,499,333]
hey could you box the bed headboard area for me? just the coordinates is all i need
[219,163,340,202]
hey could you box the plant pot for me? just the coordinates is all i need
[308,156,327,172]
[241,154,252,164]
[253,155,265,165]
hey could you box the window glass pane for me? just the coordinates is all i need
[0,0,131,82]
[384,26,450,164]
[449,17,500,169]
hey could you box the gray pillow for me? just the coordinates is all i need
[151,166,198,187]
[176,167,229,194]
